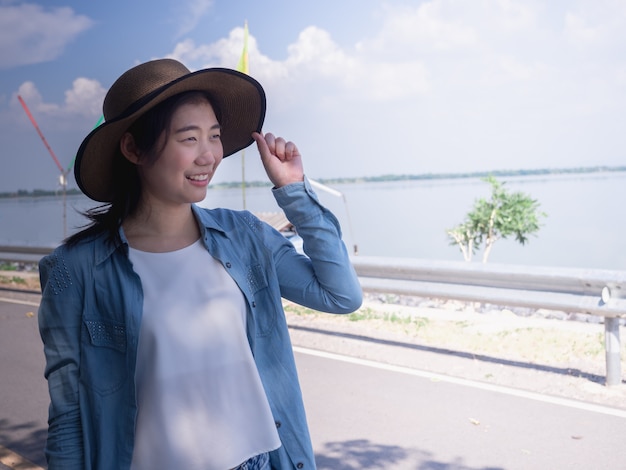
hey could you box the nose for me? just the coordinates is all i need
[196,140,223,166]
[195,149,215,166]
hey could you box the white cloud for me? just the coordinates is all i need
[368,1,480,54]
[0,3,93,68]
[14,81,59,114]
[563,1,626,48]
[14,78,105,118]
[564,11,601,44]
[167,36,238,69]
[173,0,214,38]
[166,26,283,78]
[168,24,430,104]
[286,27,349,70]
[356,0,535,59]
[65,78,107,117]
[363,61,430,101]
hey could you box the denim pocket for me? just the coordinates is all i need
[81,319,128,395]
[85,320,126,352]
[247,264,276,337]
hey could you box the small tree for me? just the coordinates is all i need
[447,176,546,263]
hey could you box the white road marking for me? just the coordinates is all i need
[293,345,626,419]
[0,444,44,470]
[0,296,39,307]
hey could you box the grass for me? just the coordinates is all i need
[284,302,430,332]
[0,269,40,290]
[283,299,620,368]
[283,304,318,317]
[0,275,27,286]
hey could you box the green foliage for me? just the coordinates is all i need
[447,176,546,262]
[0,275,26,285]
[0,262,17,271]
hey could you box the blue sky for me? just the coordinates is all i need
[1,0,625,192]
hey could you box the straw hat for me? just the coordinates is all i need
[75,58,266,202]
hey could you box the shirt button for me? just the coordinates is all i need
[275,421,281,428]
[225,262,232,268]
[296,463,304,469]
[252,301,256,308]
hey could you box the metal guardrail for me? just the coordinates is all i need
[0,245,53,264]
[2,247,624,385]
[351,256,626,386]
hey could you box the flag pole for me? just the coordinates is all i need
[237,20,250,209]
[241,149,246,209]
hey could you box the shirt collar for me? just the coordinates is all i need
[192,204,227,234]
[92,204,226,265]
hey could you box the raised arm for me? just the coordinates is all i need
[253,131,362,313]
[272,179,363,313]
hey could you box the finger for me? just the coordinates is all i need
[252,131,265,148]
[274,137,286,160]
[264,132,276,155]
[252,131,270,157]
[284,141,299,160]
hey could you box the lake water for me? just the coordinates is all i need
[1,172,624,271]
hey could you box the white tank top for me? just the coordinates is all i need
[129,240,280,470]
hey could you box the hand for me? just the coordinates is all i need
[252,132,304,188]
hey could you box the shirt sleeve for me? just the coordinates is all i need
[270,177,363,313]
[38,247,85,469]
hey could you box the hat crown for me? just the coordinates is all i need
[77,59,265,202]
[103,59,191,121]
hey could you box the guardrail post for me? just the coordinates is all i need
[604,317,622,386]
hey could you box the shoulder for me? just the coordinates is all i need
[194,206,264,231]
[194,206,287,253]
[41,239,89,268]
[39,233,108,286]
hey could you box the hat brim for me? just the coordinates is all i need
[75,68,266,202]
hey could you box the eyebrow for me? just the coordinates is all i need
[174,123,221,134]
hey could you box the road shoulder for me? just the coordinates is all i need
[285,298,626,411]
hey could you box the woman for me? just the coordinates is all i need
[38,58,362,470]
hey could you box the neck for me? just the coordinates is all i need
[123,203,200,252]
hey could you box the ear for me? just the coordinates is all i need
[120,132,141,164]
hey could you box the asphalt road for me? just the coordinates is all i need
[297,348,626,469]
[0,294,47,469]
[1,293,625,470]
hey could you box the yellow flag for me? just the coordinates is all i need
[236,21,250,209]
[236,21,249,74]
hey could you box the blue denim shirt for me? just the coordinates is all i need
[38,179,362,470]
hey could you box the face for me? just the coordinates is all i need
[132,98,224,208]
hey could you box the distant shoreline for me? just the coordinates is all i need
[1,165,625,200]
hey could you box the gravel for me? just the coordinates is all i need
[285,293,626,411]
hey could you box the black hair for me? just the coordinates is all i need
[66,91,221,246]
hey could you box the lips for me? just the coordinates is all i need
[187,174,209,181]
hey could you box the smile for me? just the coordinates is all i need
[187,174,209,181]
